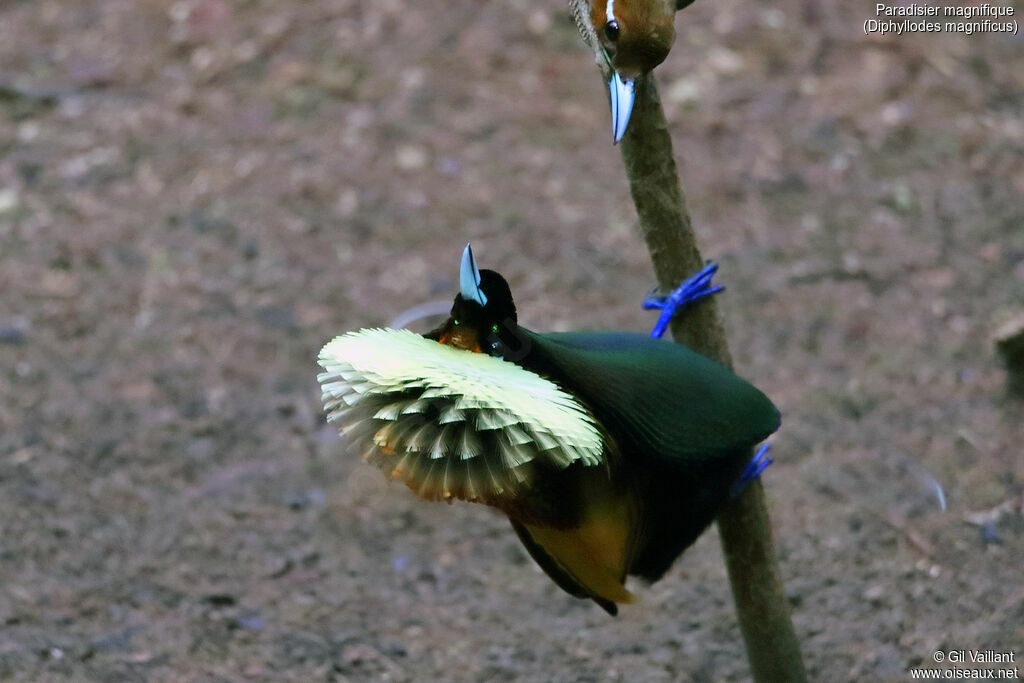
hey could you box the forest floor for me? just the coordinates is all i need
[1,0,1022,680]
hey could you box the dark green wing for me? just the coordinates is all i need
[520,330,780,581]
[522,331,780,463]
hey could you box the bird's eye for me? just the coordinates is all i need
[453,319,460,326]
[604,20,620,42]
[491,324,499,334]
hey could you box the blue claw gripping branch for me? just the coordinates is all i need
[642,262,772,492]
[643,262,724,339]
[731,444,774,497]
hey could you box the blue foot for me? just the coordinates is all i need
[730,443,773,498]
[644,262,724,339]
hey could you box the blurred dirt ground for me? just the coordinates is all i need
[1,0,1022,681]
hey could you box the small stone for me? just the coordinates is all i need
[0,188,18,214]
[527,10,552,35]
[666,77,701,106]
[169,2,191,23]
[761,8,786,27]
[9,449,34,465]
[890,183,915,213]
[707,47,744,75]
[336,188,358,217]
[395,145,428,171]
[863,584,885,604]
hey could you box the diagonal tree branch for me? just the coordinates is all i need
[565,3,804,676]
[618,71,807,683]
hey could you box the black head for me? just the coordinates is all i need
[429,245,525,359]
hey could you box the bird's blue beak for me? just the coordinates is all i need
[609,72,636,144]
[460,243,487,306]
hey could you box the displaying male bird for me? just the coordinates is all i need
[575,0,698,142]
[318,244,779,615]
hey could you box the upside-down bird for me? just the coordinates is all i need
[575,0,697,142]
[318,244,778,614]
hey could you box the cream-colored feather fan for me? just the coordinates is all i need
[318,328,604,504]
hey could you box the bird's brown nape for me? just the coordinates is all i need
[589,0,676,74]
[618,18,675,75]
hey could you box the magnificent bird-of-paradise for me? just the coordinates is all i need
[576,0,698,142]
[318,245,778,614]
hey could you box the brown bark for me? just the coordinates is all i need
[619,74,807,683]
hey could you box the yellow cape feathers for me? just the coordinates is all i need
[317,328,604,503]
